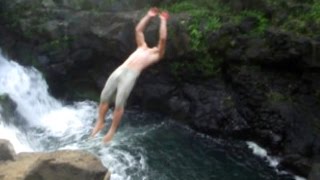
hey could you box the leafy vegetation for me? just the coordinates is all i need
[267,91,288,102]
[162,0,271,78]
[234,10,269,35]
[223,96,235,108]
[162,0,319,79]
[266,0,320,35]
[41,36,72,52]
[165,0,226,51]
[163,1,226,78]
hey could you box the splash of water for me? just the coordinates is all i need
[247,141,306,180]
[0,115,32,153]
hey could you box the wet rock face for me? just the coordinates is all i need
[0,0,190,100]
[0,94,17,121]
[0,94,28,128]
[0,139,110,180]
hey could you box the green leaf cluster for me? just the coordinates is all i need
[267,0,320,36]
[164,0,225,78]
[233,10,269,35]
[267,91,288,102]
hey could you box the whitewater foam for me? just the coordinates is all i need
[0,54,61,126]
[247,141,279,167]
[246,141,306,180]
[0,122,32,153]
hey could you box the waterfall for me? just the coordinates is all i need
[0,52,145,180]
[0,52,97,150]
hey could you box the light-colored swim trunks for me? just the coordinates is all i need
[100,67,140,108]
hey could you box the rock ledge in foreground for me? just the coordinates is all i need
[0,139,110,180]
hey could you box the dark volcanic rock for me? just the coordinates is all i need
[0,139,16,161]
[0,94,17,121]
[0,94,28,128]
[0,0,190,99]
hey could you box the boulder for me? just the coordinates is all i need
[0,149,110,180]
[0,94,28,128]
[0,139,16,161]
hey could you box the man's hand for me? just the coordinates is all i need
[148,7,159,17]
[159,11,169,20]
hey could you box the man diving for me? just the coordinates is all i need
[91,7,169,142]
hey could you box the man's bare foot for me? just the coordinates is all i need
[91,121,105,137]
[102,132,114,143]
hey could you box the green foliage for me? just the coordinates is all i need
[0,1,51,38]
[196,55,221,76]
[164,0,224,78]
[234,10,269,35]
[166,1,197,12]
[170,54,221,79]
[188,16,221,51]
[223,96,235,108]
[309,2,320,23]
[41,35,72,52]
[266,0,320,36]
[267,91,288,102]
[166,0,223,50]
[76,0,116,10]
[165,0,319,79]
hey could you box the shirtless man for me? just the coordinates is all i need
[91,7,169,142]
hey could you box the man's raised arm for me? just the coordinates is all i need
[135,7,159,47]
[158,11,169,59]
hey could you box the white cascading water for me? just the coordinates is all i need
[0,113,32,152]
[0,52,94,148]
[0,52,145,180]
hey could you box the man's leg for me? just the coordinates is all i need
[92,69,119,138]
[103,107,124,143]
[91,102,109,137]
[102,68,139,142]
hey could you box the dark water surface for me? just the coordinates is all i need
[81,111,296,180]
